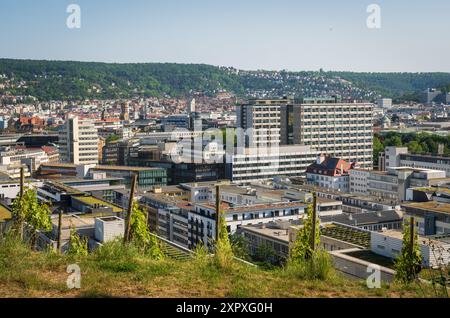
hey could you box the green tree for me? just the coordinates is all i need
[395,219,423,283]
[67,229,88,257]
[407,141,424,154]
[214,213,234,268]
[11,187,52,246]
[373,135,385,167]
[385,135,403,147]
[106,134,120,143]
[290,202,320,262]
[129,202,163,259]
[229,232,250,261]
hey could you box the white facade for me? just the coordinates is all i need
[94,217,125,243]
[59,116,99,165]
[236,99,286,148]
[382,147,408,171]
[230,145,319,184]
[377,98,393,109]
[0,180,43,200]
[293,100,374,169]
[349,169,370,195]
[307,173,349,192]
[189,201,306,249]
[371,230,450,268]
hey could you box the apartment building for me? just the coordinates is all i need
[306,155,355,192]
[59,116,99,165]
[189,201,306,249]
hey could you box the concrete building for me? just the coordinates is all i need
[282,97,374,169]
[379,146,408,171]
[237,97,374,169]
[349,169,370,195]
[94,216,125,243]
[89,165,167,189]
[321,210,403,232]
[59,116,99,165]
[368,167,447,205]
[371,229,450,268]
[236,98,286,148]
[240,221,370,264]
[401,201,450,236]
[399,153,450,177]
[228,145,319,184]
[0,146,49,174]
[377,98,393,109]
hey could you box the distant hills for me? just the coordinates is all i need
[1,58,450,102]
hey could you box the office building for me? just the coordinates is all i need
[380,146,450,177]
[237,97,374,169]
[284,97,373,168]
[368,167,447,205]
[401,201,450,236]
[228,145,319,184]
[236,98,287,148]
[89,165,168,189]
[59,116,99,165]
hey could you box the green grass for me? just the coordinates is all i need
[0,233,441,298]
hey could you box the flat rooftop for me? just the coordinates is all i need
[51,214,96,229]
[402,201,450,215]
[41,163,78,169]
[241,224,290,243]
[72,196,123,213]
[0,204,11,222]
[93,165,164,172]
[321,223,371,249]
[376,230,449,247]
[198,201,306,213]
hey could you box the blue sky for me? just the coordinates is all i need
[0,0,449,72]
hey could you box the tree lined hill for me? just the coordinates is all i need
[1,59,450,102]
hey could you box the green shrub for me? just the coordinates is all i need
[284,249,335,281]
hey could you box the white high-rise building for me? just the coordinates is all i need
[236,96,374,169]
[59,116,99,165]
[236,98,289,148]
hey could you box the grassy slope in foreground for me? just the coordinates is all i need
[0,236,434,298]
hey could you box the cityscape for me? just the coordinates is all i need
[1,0,450,310]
